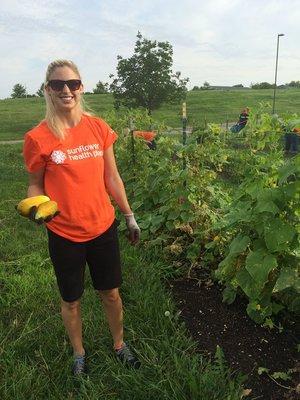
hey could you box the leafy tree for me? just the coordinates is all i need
[286,80,300,88]
[93,81,109,94]
[200,81,211,90]
[192,86,200,91]
[11,83,27,98]
[110,32,189,114]
[251,82,274,89]
[233,84,244,88]
[36,83,44,97]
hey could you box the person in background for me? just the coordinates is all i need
[283,119,300,154]
[23,59,141,376]
[230,107,250,133]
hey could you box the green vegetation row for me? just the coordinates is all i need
[105,106,299,326]
[1,88,300,140]
[0,143,245,399]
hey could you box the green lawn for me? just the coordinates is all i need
[1,89,299,140]
[0,143,244,399]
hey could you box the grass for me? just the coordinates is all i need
[0,143,245,399]
[1,88,300,140]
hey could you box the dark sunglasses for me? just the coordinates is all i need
[47,79,82,91]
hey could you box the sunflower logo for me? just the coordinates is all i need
[51,150,66,164]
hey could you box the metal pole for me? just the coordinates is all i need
[272,33,284,114]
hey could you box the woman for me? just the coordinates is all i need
[23,59,141,375]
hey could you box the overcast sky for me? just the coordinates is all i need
[0,0,300,99]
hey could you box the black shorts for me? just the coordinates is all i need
[47,220,122,302]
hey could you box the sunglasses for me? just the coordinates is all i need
[47,79,82,91]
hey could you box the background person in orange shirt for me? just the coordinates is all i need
[23,59,141,375]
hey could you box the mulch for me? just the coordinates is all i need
[169,273,299,400]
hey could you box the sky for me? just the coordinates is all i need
[0,0,300,99]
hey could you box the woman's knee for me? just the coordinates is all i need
[99,288,121,304]
[61,299,80,312]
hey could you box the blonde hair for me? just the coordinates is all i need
[43,59,92,140]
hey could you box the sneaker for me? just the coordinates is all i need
[72,353,87,376]
[115,342,141,369]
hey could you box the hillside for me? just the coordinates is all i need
[1,88,300,140]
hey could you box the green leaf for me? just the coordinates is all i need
[273,267,298,293]
[257,367,269,376]
[264,219,296,252]
[282,181,300,198]
[245,250,277,287]
[229,234,250,256]
[254,200,279,215]
[236,269,261,299]
[165,220,174,232]
[289,297,300,313]
[271,372,291,381]
[245,182,262,199]
[205,241,217,249]
[167,210,180,221]
[278,161,300,184]
[131,200,144,211]
[263,318,274,329]
[222,285,237,305]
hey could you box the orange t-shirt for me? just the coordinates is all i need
[133,131,156,142]
[23,114,117,242]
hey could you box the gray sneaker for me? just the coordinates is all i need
[115,342,141,369]
[72,354,87,376]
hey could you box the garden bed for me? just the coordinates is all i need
[169,273,299,400]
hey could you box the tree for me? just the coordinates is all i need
[251,82,274,89]
[200,81,211,90]
[11,83,27,98]
[36,83,44,97]
[110,32,189,114]
[233,84,244,87]
[286,80,300,88]
[192,86,200,91]
[93,81,109,94]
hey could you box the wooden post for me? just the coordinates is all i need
[129,118,135,166]
[182,102,187,145]
[182,103,187,187]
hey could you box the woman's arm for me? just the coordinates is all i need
[27,167,46,197]
[103,145,140,244]
[103,145,132,214]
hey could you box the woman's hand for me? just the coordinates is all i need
[124,214,140,245]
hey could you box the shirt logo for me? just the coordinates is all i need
[51,150,67,164]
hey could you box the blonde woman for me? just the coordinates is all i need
[23,59,141,375]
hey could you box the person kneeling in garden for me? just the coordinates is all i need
[23,59,141,376]
[230,107,249,133]
[283,119,300,154]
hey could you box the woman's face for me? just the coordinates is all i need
[46,66,83,113]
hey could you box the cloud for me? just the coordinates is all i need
[0,0,300,98]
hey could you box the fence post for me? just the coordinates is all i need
[182,103,187,188]
[129,117,135,167]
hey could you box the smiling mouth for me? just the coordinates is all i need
[59,96,74,101]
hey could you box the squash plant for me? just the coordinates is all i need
[215,155,300,323]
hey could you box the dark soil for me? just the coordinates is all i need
[169,272,299,400]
